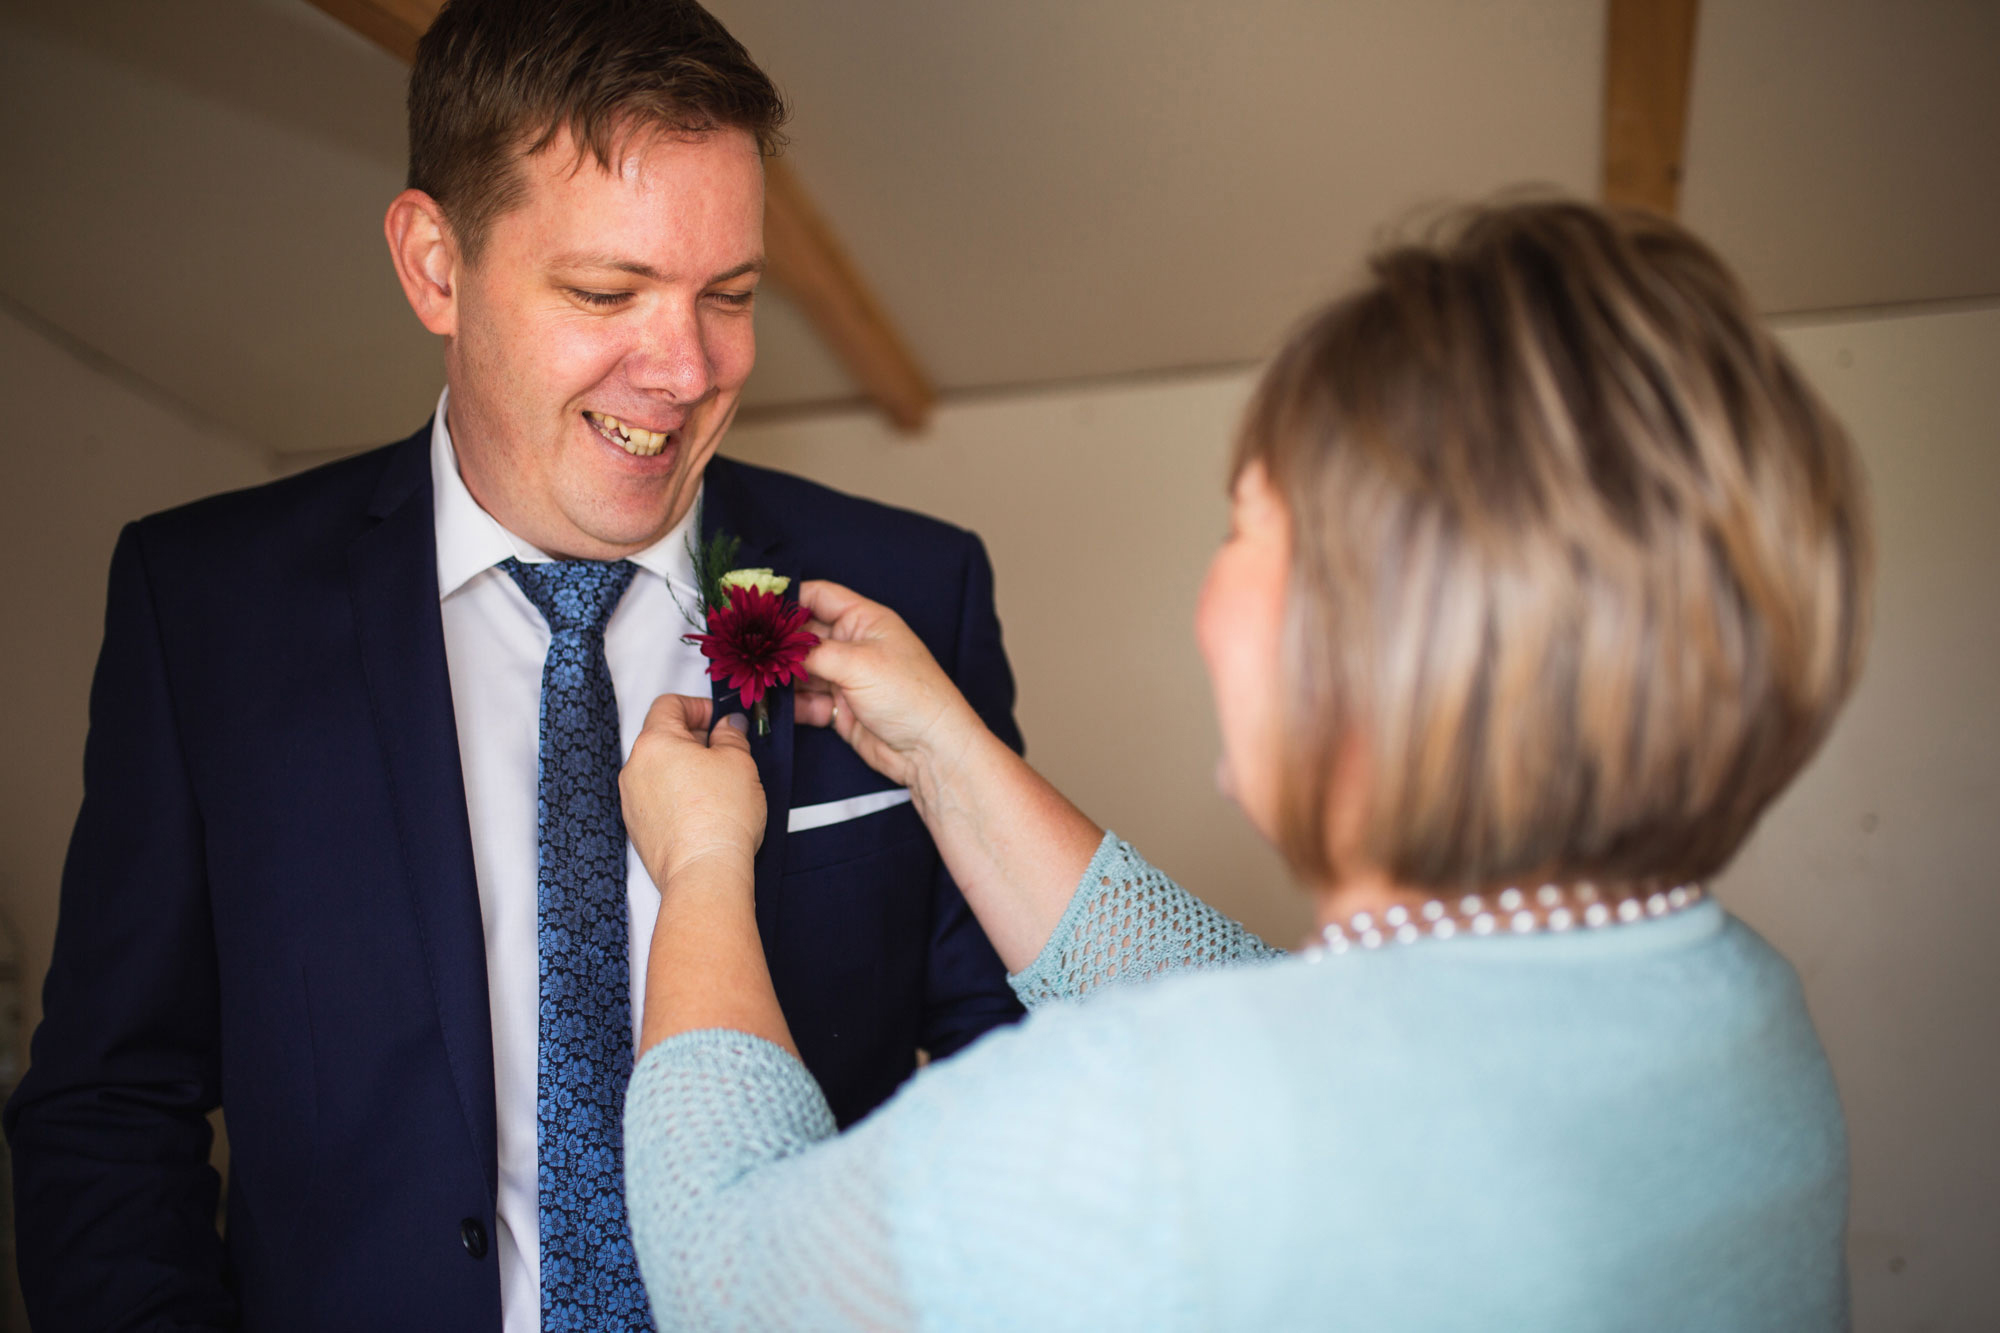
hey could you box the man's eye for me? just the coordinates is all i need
[709,290,756,309]
[570,289,630,308]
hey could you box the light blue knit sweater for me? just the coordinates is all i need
[625,834,1848,1331]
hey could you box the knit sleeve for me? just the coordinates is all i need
[1009,832,1286,1007]
[625,1000,1198,1331]
[624,1030,912,1331]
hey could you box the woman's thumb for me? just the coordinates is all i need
[710,710,752,752]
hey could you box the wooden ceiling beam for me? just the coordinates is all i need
[1601,0,1702,217]
[305,0,935,431]
[305,0,430,63]
[761,160,932,431]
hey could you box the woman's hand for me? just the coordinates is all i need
[796,580,986,792]
[621,695,765,890]
[625,695,795,1057]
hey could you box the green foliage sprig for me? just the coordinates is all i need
[668,522,745,634]
[691,530,743,614]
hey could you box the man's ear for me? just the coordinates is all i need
[385,189,461,337]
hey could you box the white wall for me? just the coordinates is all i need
[1727,303,2000,1331]
[725,299,2000,1332]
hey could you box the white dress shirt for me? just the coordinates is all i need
[428,390,713,1333]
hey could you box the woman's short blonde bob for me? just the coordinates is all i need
[1235,200,1872,891]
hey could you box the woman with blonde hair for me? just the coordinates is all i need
[618,200,1870,1330]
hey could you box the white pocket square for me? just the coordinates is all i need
[786,788,913,833]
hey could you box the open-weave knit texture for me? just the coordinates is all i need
[624,833,1847,1330]
[623,1030,911,1332]
[1008,832,1283,1006]
[623,832,1252,1331]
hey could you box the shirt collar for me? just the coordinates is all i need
[429,386,702,603]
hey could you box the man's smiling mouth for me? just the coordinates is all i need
[586,410,673,458]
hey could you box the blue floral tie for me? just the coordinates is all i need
[501,557,654,1332]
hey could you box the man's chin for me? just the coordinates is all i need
[558,433,715,556]
[555,494,695,559]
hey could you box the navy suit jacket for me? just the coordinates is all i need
[4,427,1025,1331]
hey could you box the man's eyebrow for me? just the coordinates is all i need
[551,255,766,283]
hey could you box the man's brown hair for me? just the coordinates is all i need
[408,0,788,260]
[1236,200,1873,891]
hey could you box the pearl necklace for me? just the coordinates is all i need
[1309,880,1707,956]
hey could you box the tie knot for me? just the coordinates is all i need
[501,557,637,636]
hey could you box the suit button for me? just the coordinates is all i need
[460,1218,489,1259]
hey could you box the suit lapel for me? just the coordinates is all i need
[701,459,796,943]
[346,430,498,1201]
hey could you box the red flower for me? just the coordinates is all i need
[687,586,818,708]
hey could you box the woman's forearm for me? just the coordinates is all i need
[639,852,797,1057]
[907,714,1104,973]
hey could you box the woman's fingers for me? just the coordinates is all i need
[641,691,708,743]
[793,584,971,788]
[707,709,752,753]
[794,684,838,730]
[798,578,867,626]
[800,580,914,646]
[638,694,764,748]
[622,695,768,886]
[801,636,870,691]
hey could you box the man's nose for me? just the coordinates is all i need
[627,300,714,404]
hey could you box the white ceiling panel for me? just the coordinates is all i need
[712,0,1604,393]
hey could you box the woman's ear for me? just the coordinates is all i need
[384,189,460,337]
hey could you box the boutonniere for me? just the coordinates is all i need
[678,531,818,736]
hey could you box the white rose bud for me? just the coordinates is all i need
[720,567,791,598]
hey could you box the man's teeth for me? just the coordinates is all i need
[586,411,669,457]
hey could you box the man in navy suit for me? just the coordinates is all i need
[3,2,1023,1328]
